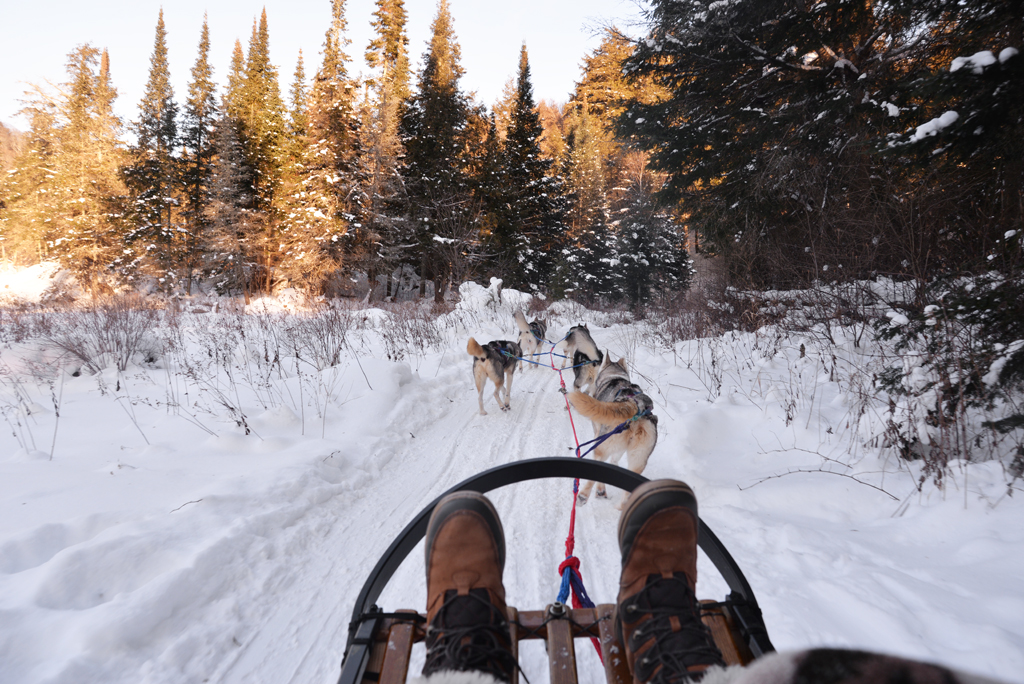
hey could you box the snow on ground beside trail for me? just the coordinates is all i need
[0,273,1022,684]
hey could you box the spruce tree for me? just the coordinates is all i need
[366,0,411,105]
[230,9,288,292]
[224,40,247,125]
[488,44,566,292]
[241,9,287,213]
[400,0,473,300]
[205,113,254,300]
[562,105,615,302]
[126,8,180,287]
[288,50,308,141]
[277,0,359,294]
[611,157,692,308]
[618,0,931,286]
[180,16,218,294]
[357,0,412,299]
[0,45,129,291]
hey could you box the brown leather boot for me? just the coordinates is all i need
[616,480,725,684]
[422,490,517,683]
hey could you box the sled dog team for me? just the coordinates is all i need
[467,311,658,506]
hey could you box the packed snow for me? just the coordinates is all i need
[0,272,1022,684]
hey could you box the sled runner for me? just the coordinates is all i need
[337,458,774,684]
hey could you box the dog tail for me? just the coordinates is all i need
[514,310,530,333]
[467,337,488,360]
[568,391,639,423]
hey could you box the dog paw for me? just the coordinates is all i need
[501,404,511,412]
[596,489,609,499]
[576,493,588,506]
[479,410,488,416]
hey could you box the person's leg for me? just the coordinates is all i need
[422,490,517,683]
[616,479,725,683]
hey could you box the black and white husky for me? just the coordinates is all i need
[568,352,658,507]
[467,337,522,415]
[514,310,548,370]
[560,324,603,392]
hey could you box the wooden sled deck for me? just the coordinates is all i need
[347,600,757,684]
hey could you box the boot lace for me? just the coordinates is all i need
[622,575,726,684]
[423,589,522,684]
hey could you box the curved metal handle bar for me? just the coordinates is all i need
[344,457,759,652]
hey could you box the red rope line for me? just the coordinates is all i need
[549,341,603,662]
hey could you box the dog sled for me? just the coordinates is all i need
[337,458,774,684]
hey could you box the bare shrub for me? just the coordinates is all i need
[378,302,444,362]
[285,302,354,370]
[42,295,161,373]
[526,295,549,316]
[0,304,38,346]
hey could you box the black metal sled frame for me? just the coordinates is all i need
[338,457,774,684]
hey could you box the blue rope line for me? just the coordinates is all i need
[501,349,596,371]
[523,350,570,359]
[567,566,596,607]
[574,410,653,459]
[556,561,598,608]
[557,567,572,603]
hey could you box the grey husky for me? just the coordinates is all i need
[568,352,658,507]
[467,337,522,415]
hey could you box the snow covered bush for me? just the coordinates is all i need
[874,272,1024,487]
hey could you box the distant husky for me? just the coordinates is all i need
[560,324,603,392]
[568,352,658,507]
[514,310,548,370]
[467,337,522,415]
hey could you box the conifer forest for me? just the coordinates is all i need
[0,0,1019,330]
[0,0,1018,306]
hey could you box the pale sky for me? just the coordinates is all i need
[1,0,647,131]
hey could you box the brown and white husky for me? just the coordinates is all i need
[568,352,658,507]
[467,337,522,415]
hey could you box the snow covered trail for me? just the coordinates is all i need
[208,351,624,684]
[2,301,1022,684]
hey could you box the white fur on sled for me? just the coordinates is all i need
[700,652,799,684]
[409,670,504,684]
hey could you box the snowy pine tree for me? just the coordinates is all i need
[611,155,692,308]
[355,0,412,300]
[487,44,566,292]
[205,114,254,299]
[400,0,473,300]
[275,0,359,294]
[561,105,615,302]
[0,45,129,293]
[124,9,180,288]
[180,16,218,294]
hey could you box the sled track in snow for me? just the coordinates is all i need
[212,360,599,684]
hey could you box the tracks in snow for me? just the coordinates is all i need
[211,357,620,684]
